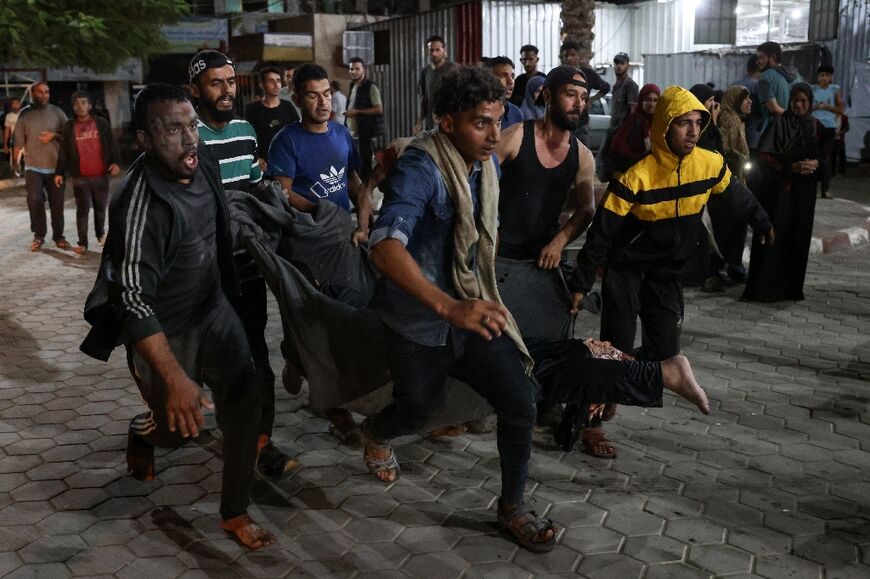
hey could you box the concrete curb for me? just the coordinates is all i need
[814,218,870,255]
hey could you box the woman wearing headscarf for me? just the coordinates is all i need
[520,76,545,121]
[704,84,754,290]
[689,83,723,153]
[718,85,752,179]
[607,83,660,174]
[743,83,820,302]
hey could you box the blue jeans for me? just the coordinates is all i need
[369,328,537,504]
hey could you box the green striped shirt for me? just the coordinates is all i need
[197,118,263,189]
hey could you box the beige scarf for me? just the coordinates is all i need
[409,129,532,373]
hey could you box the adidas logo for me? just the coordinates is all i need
[319,165,346,187]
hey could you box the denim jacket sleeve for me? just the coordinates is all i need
[369,149,439,248]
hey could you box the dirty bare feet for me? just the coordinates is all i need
[662,354,710,414]
[220,514,276,550]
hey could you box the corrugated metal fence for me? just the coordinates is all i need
[644,45,823,93]
[353,0,562,142]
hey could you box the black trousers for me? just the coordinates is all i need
[25,170,65,241]
[528,339,663,408]
[127,298,260,520]
[233,277,276,437]
[600,268,684,361]
[369,328,537,505]
[72,175,109,247]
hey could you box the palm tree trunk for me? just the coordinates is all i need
[561,0,596,65]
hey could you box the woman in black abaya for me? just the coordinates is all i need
[743,83,821,302]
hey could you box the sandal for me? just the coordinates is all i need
[360,419,400,482]
[497,499,558,553]
[581,427,617,459]
[30,238,44,252]
[55,239,71,250]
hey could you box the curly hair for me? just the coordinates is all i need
[432,65,505,118]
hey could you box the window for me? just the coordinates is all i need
[695,0,738,45]
[735,0,812,46]
[809,0,839,40]
[342,31,375,66]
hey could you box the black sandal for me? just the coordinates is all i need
[497,499,558,553]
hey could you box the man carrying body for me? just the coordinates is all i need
[346,57,385,183]
[268,63,369,440]
[510,44,546,108]
[486,56,524,130]
[13,81,69,251]
[54,91,121,254]
[756,41,798,137]
[81,84,274,549]
[244,66,299,172]
[495,65,599,449]
[568,86,774,394]
[361,65,557,552]
[558,41,611,146]
[416,35,457,133]
[189,50,295,477]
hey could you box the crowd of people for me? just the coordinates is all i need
[4,34,847,553]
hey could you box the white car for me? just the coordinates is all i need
[586,93,612,152]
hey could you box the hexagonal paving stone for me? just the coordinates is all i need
[643,561,713,579]
[286,531,354,562]
[5,562,73,579]
[664,518,725,544]
[401,552,468,579]
[388,502,453,528]
[341,494,400,518]
[687,543,752,575]
[623,534,686,564]
[51,487,110,511]
[91,496,154,519]
[340,542,410,571]
[0,552,22,577]
[0,525,42,552]
[754,553,823,578]
[727,525,792,556]
[26,461,78,482]
[36,511,98,535]
[115,556,187,579]
[342,516,406,543]
[575,552,644,579]
[149,484,206,507]
[560,526,624,554]
[396,525,461,554]
[0,500,54,525]
[66,545,136,575]
[453,533,517,564]
[703,500,764,527]
[10,480,67,502]
[547,501,606,528]
[18,534,86,564]
[604,510,665,536]
[792,534,859,566]
[285,507,351,535]
[464,562,532,578]
[764,509,826,537]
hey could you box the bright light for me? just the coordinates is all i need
[735,6,742,15]
[791,8,803,18]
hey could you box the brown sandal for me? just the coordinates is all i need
[581,427,617,459]
[30,239,44,252]
[497,499,558,553]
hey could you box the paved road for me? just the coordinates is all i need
[0,186,868,578]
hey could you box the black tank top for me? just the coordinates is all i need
[498,120,579,260]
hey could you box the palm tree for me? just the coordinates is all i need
[561,0,596,65]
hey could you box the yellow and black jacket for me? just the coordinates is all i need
[569,86,772,293]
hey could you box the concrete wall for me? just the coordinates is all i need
[102,81,132,132]
[313,13,386,95]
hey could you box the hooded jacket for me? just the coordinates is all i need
[569,86,772,293]
[80,147,240,361]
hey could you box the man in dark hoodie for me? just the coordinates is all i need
[757,41,798,137]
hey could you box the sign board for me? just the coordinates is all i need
[47,58,143,82]
[161,17,228,54]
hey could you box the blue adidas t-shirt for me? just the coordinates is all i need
[267,121,361,211]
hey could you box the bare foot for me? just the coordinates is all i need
[220,514,276,550]
[428,424,466,438]
[662,355,710,414]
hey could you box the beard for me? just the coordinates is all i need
[550,103,580,131]
[200,95,235,123]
